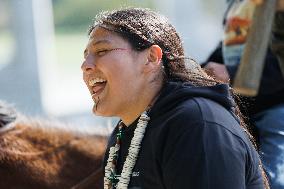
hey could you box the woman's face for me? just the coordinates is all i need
[81,27,148,118]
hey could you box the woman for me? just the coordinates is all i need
[81,8,268,189]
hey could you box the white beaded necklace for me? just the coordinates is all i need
[104,111,150,189]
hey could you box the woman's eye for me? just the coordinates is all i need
[96,49,109,56]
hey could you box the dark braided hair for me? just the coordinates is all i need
[89,8,269,188]
[88,8,217,86]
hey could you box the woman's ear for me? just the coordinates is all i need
[146,45,162,66]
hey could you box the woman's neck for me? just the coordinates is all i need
[121,80,163,126]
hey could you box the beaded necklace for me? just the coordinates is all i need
[104,111,150,189]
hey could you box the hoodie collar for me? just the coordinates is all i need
[149,82,236,118]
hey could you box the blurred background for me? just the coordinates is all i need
[0,0,226,133]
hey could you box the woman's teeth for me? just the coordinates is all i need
[89,78,107,86]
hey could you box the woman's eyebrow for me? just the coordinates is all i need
[92,39,111,47]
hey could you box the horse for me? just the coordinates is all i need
[0,101,108,189]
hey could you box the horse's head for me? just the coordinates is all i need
[0,101,106,189]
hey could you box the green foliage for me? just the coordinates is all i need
[52,0,154,33]
[199,0,226,17]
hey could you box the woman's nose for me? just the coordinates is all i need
[81,58,95,72]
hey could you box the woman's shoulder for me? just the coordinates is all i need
[162,96,238,129]
[151,98,262,184]
[151,96,254,154]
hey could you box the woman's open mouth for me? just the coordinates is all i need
[89,78,107,98]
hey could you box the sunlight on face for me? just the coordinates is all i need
[81,27,148,118]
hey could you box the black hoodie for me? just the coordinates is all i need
[104,82,264,189]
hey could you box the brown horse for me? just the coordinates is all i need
[0,101,107,189]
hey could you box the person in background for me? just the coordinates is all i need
[203,0,284,188]
[82,7,269,188]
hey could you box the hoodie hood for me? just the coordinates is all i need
[149,82,236,118]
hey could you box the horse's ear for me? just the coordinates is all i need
[0,101,17,129]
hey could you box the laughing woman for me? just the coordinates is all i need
[81,8,269,189]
